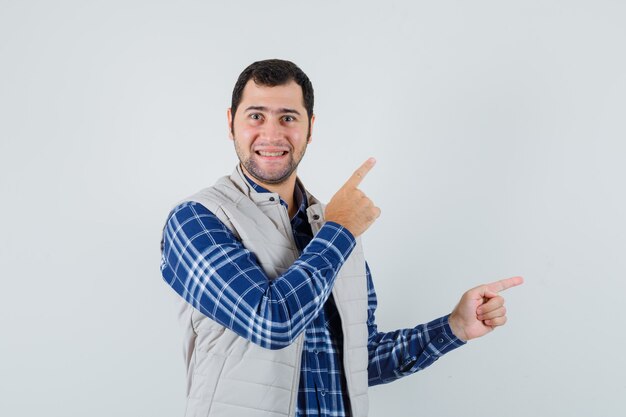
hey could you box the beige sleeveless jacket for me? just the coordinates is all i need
[177,166,369,417]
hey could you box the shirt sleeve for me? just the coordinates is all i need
[160,201,356,350]
[365,263,466,386]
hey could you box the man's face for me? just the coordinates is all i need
[228,80,314,186]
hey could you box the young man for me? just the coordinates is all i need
[160,59,523,417]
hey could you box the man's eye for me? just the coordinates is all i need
[283,115,295,122]
[250,113,262,120]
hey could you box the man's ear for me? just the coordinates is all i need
[227,108,234,140]
[307,114,315,143]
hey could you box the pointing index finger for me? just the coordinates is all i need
[485,276,524,293]
[344,157,376,189]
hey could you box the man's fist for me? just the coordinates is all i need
[325,158,381,237]
[448,276,524,341]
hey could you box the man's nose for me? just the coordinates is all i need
[259,119,284,139]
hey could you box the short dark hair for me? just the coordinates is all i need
[230,59,314,125]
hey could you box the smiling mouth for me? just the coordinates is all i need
[256,151,288,157]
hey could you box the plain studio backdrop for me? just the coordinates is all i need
[1,1,624,416]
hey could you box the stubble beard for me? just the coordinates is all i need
[234,139,307,185]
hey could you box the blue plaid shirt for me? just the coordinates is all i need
[160,176,465,417]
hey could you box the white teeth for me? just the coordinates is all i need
[258,151,284,156]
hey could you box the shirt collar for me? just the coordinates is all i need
[243,172,309,219]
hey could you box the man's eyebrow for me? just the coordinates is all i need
[244,106,301,115]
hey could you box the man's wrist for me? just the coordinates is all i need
[447,313,468,342]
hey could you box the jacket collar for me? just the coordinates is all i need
[228,164,325,227]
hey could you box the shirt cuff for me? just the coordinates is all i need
[429,314,467,356]
[314,221,357,259]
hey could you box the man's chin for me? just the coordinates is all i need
[243,165,295,186]
[251,172,293,185]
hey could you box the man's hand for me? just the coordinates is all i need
[325,158,381,237]
[448,276,524,342]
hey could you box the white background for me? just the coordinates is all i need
[1,1,625,416]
